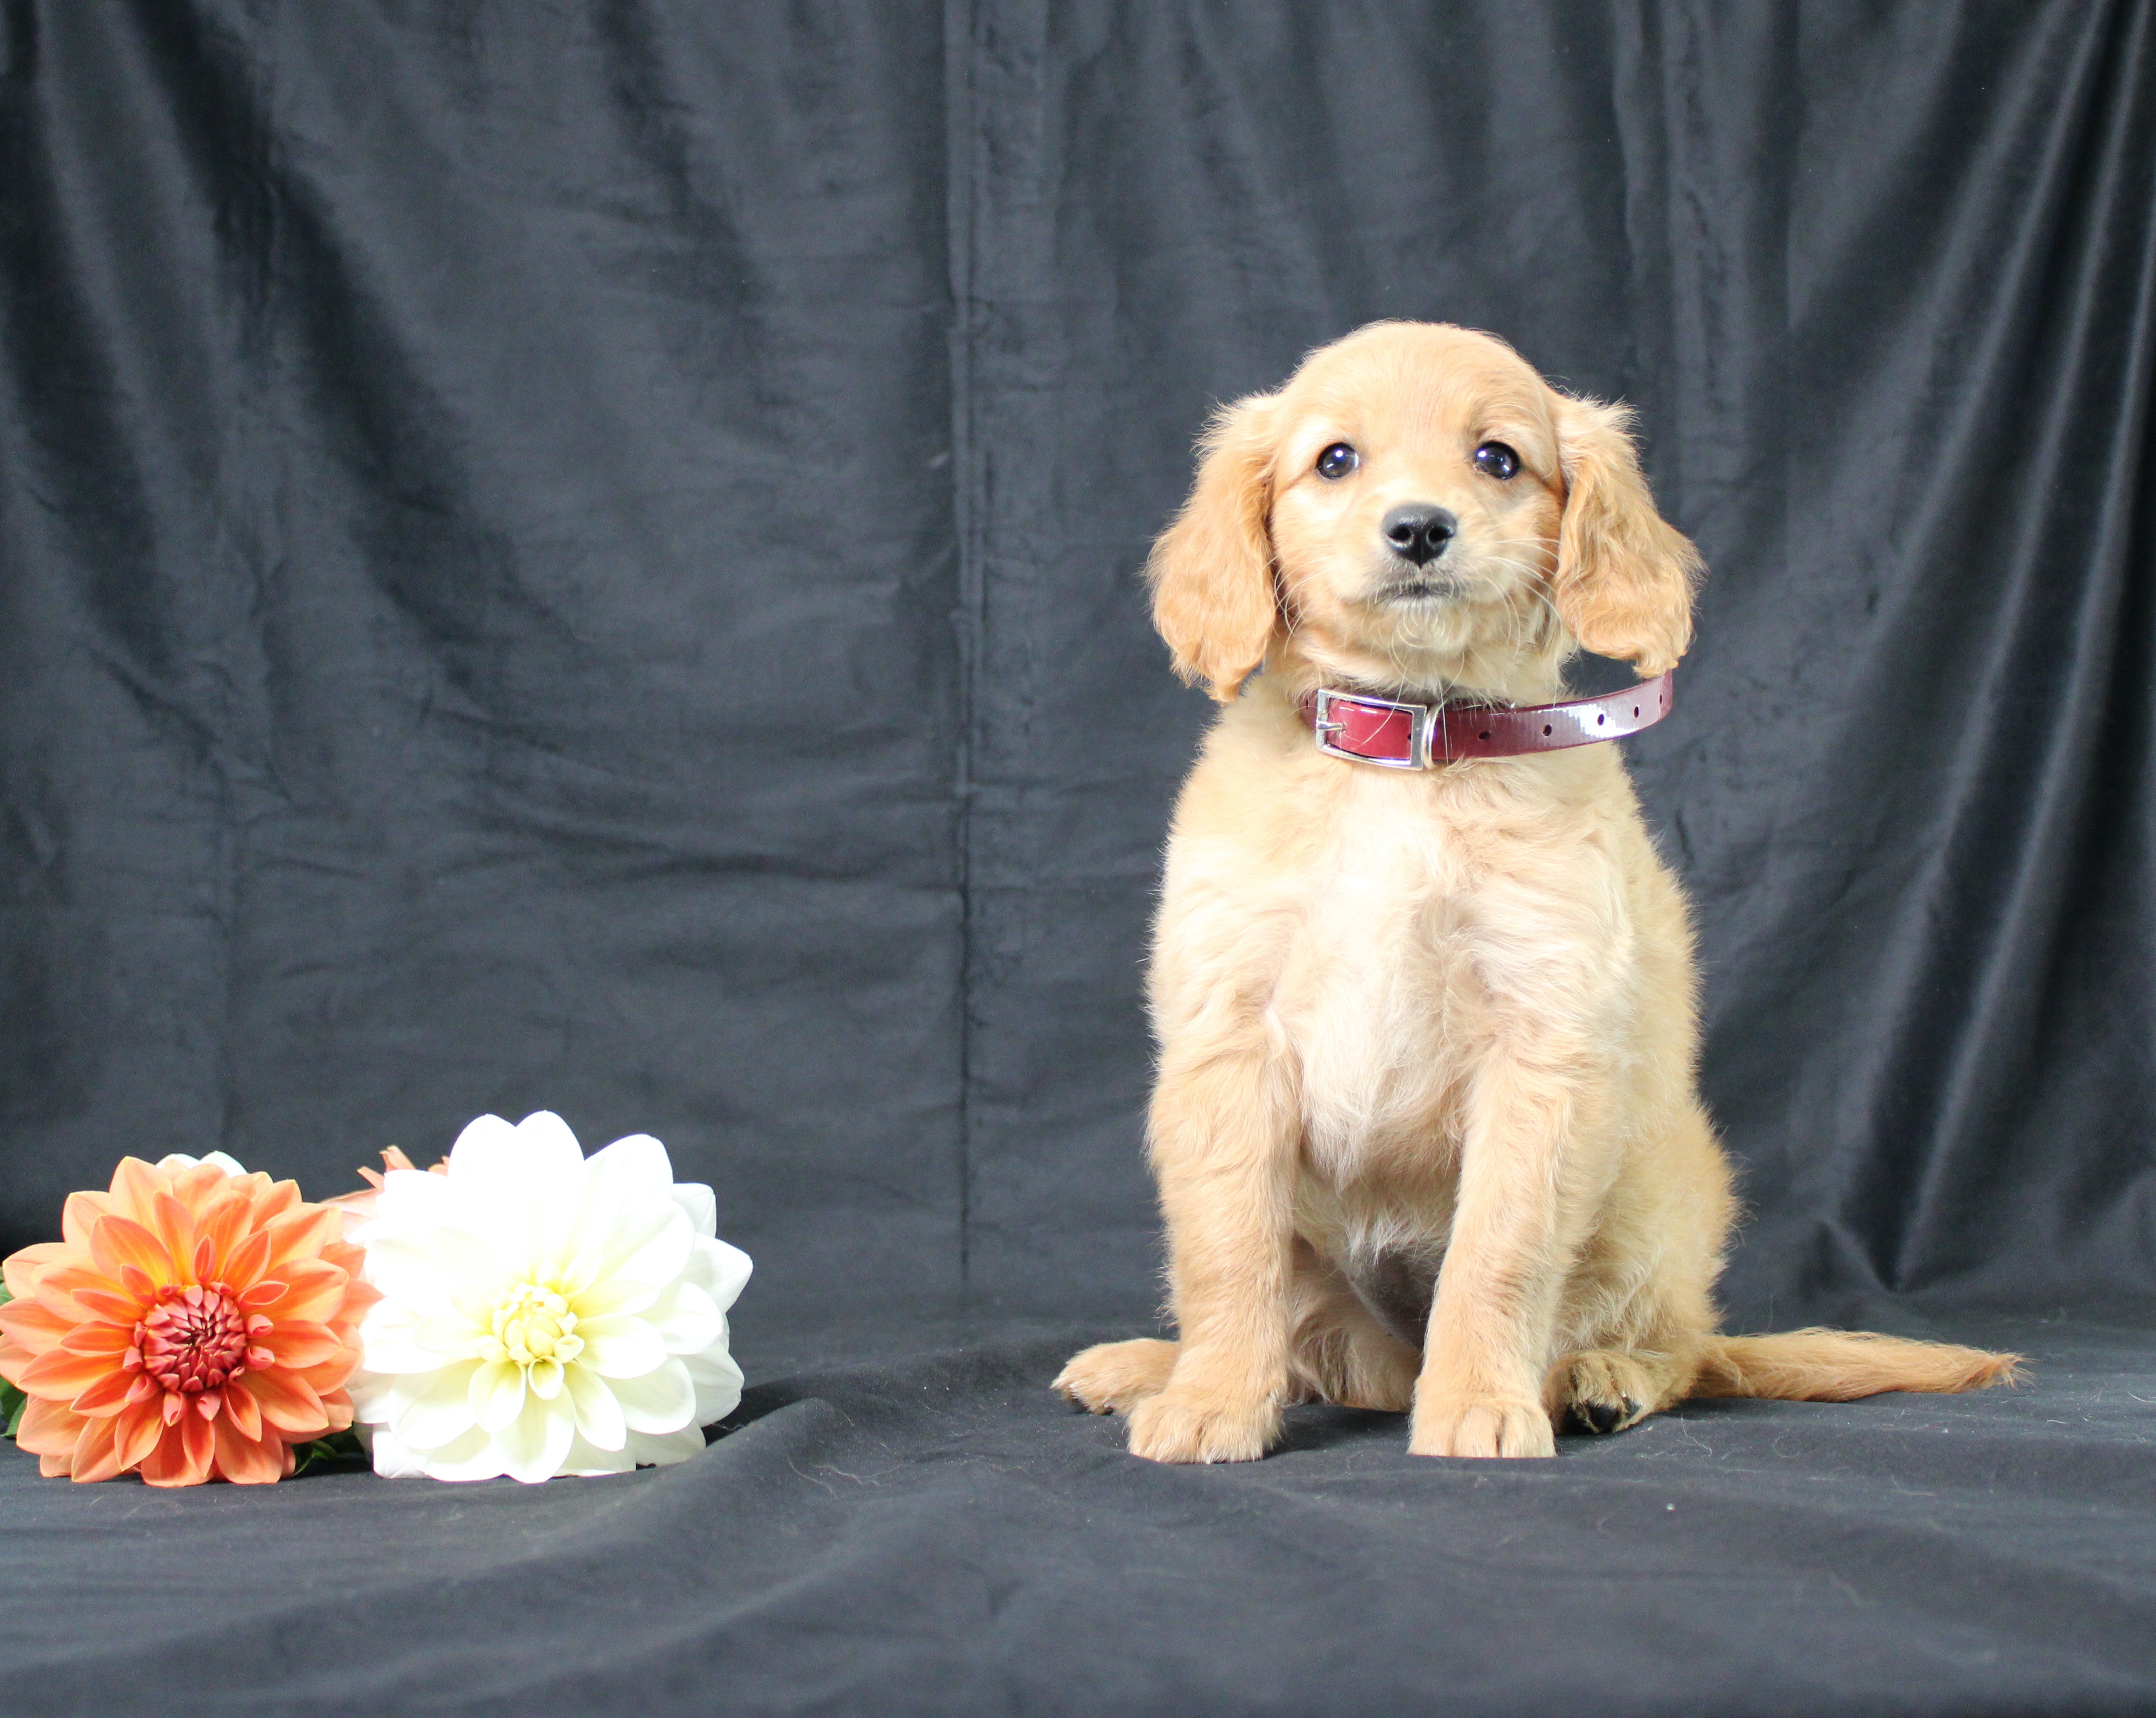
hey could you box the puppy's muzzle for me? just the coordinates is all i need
[1381,502,1457,566]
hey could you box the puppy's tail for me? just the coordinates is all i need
[1689,1328,2022,1402]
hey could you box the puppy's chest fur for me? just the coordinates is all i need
[1160,737,1638,1343]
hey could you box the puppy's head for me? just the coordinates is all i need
[1147,323,1701,700]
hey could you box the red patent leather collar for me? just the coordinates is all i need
[1296,671,1674,769]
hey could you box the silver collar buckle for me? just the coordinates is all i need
[1310,688,1432,770]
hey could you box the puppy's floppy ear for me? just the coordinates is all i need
[1147,391,1282,701]
[1551,396,1702,676]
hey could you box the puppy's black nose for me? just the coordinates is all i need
[1381,503,1457,566]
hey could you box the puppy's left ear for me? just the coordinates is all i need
[1551,397,1702,676]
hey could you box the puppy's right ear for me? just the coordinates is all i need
[1146,392,1281,701]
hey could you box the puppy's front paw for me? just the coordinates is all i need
[1409,1393,1556,1459]
[1054,1339,1178,1415]
[1125,1386,1277,1464]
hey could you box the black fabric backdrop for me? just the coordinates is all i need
[3,4,2154,1713]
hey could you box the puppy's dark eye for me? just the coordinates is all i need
[1316,442,1359,480]
[1473,441,1520,481]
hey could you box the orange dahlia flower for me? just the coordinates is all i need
[0,1157,376,1485]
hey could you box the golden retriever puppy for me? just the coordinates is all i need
[1056,322,2017,1462]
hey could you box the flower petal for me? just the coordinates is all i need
[212,1413,283,1484]
[528,1358,565,1401]
[412,1312,487,1360]
[245,1178,302,1230]
[1,1242,62,1304]
[347,1366,397,1420]
[259,1322,344,1369]
[242,1366,329,1436]
[449,1112,569,1194]
[189,1189,246,1277]
[263,1206,342,1270]
[622,1422,707,1469]
[58,1321,136,1356]
[607,1357,697,1435]
[669,1182,717,1239]
[106,1158,164,1226]
[149,1192,198,1280]
[418,1422,509,1483]
[682,1236,754,1314]
[585,1133,674,1205]
[373,1159,459,1216]
[88,1217,173,1294]
[427,1227,511,1295]
[136,1423,189,1485]
[469,1358,526,1433]
[513,1111,590,1174]
[250,1260,351,1325]
[16,1395,87,1458]
[684,1346,745,1426]
[365,1423,433,1479]
[613,1206,693,1291]
[143,1409,216,1486]
[563,1363,627,1451]
[356,1233,454,1306]
[20,1344,120,1400]
[114,1398,166,1471]
[0,1294,77,1358]
[60,1193,109,1250]
[70,1367,138,1417]
[69,1412,125,1483]
[221,1227,274,1293]
[642,1281,724,1356]
[388,1360,482,1449]
[223,1378,263,1441]
[567,1275,659,1320]
[360,1302,455,1375]
[560,1432,635,1475]
[496,1393,577,1484]
[574,1315,667,1380]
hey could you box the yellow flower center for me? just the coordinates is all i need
[484,1281,584,1370]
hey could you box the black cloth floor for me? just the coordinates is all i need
[3,3,2155,1713]
[4,1316,2154,1715]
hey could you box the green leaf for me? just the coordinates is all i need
[0,1282,19,1440]
[289,1428,367,1477]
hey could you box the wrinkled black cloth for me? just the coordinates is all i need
[2,3,2154,1714]
[4,1318,2154,1716]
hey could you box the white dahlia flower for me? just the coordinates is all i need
[346,1111,751,1483]
[153,1150,248,1175]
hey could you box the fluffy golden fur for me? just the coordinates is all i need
[1056,322,2017,1461]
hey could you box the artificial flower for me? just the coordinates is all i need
[0,1156,376,1485]
[346,1111,751,1483]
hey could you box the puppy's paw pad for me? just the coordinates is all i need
[1054,1339,1178,1415]
[1409,1394,1556,1459]
[1571,1396,1642,1436]
[1125,1389,1275,1464]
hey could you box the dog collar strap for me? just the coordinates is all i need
[1299,669,1675,770]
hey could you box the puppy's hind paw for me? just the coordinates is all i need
[1552,1349,1663,1437]
[1054,1339,1178,1415]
